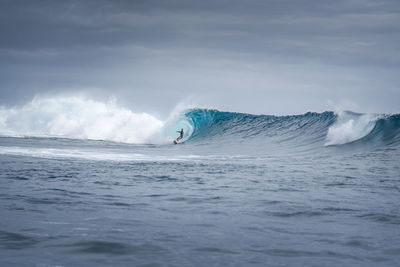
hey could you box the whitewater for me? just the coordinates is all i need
[0,97,399,267]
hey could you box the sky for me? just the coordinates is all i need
[0,0,399,116]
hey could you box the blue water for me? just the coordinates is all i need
[0,109,399,266]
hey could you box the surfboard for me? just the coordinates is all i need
[173,139,183,144]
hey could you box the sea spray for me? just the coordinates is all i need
[325,111,379,146]
[0,96,164,143]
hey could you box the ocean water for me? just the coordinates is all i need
[0,98,399,266]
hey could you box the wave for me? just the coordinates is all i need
[180,109,400,148]
[0,96,399,148]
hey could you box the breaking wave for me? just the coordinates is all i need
[0,96,399,149]
[180,109,400,148]
[0,96,164,144]
[325,111,380,146]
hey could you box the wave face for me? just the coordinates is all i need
[181,109,400,149]
[0,97,399,149]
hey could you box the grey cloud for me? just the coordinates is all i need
[0,0,399,115]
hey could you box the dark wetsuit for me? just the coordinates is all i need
[177,129,184,141]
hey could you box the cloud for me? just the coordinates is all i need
[0,0,399,114]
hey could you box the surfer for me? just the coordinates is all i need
[176,128,184,142]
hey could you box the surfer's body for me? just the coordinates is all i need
[176,128,184,142]
[174,128,184,144]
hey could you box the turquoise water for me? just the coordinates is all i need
[0,109,399,266]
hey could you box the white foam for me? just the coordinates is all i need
[325,111,378,146]
[0,146,175,161]
[0,146,256,162]
[0,96,187,144]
